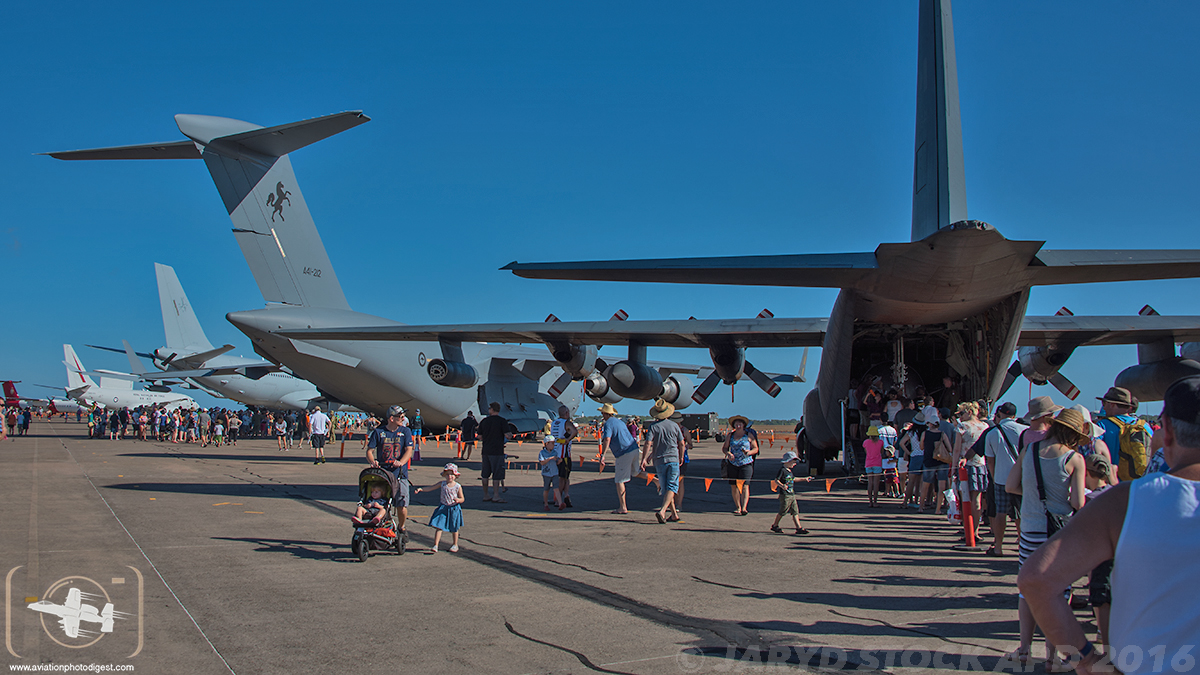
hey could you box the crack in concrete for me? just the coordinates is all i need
[503,617,637,675]
[462,538,623,579]
[828,608,1006,654]
[502,531,553,547]
[691,575,767,594]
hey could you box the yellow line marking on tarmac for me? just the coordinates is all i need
[244,511,264,514]
[24,597,37,603]
[148,498,155,500]
[212,502,230,506]
[232,503,243,506]
[118,475,123,477]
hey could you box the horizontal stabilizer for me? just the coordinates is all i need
[177,111,369,158]
[502,253,876,288]
[1018,314,1200,347]
[41,141,200,161]
[1031,250,1200,285]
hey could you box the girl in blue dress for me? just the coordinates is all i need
[415,463,465,553]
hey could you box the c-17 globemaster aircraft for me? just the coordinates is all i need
[273,0,1200,456]
[45,116,773,430]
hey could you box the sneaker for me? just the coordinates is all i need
[313,459,320,465]
[564,496,573,508]
[449,545,459,553]
[320,457,326,464]
[429,547,438,554]
[770,525,783,534]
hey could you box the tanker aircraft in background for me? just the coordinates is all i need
[87,263,346,412]
[45,119,783,431]
[43,345,197,411]
[275,0,1200,455]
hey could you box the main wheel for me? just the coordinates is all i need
[353,537,368,562]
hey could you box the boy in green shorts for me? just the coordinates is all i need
[770,451,812,535]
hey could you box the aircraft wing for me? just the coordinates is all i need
[502,253,877,288]
[1018,315,1200,347]
[275,317,828,349]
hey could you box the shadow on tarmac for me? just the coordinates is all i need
[212,536,366,564]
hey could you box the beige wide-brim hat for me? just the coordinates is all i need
[598,403,619,416]
[727,414,750,428]
[649,399,675,420]
[1023,396,1063,423]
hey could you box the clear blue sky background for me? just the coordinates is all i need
[3,1,1197,419]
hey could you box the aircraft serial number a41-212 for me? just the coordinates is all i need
[269,0,1200,455]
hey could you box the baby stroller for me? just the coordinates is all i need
[351,467,404,561]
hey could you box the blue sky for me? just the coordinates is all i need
[2,1,1198,419]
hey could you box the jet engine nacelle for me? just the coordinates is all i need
[604,361,664,400]
[145,384,172,393]
[1018,345,1074,384]
[426,359,479,389]
[547,343,598,379]
[709,346,746,384]
[659,375,694,410]
[1115,358,1200,403]
[583,371,623,404]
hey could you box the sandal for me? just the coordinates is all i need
[986,546,1006,557]
[794,528,810,535]
[655,511,666,524]
[1003,650,1031,666]
[770,525,783,533]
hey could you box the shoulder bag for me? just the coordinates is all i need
[1031,441,1071,536]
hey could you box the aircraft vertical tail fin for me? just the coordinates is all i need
[63,345,96,390]
[155,263,215,352]
[2,381,19,406]
[911,0,967,242]
[46,111,369,309]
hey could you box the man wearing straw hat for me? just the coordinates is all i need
[640,399,686,524]
[599,403,643,514]
[1020,376,1200,674]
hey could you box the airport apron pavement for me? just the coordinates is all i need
[3,420,1039,674]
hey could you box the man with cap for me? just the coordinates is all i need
[639,399,686,524]
[599,403,643,514]
[1019,375,1200,674]
[1095,386,1150,480]
[366,405,414,551]
[308,404,330,465]
[973,401,1024,555]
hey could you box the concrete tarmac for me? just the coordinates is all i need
[2,420,1070,674]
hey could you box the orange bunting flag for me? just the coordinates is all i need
[735,480,745,492]
[770,480,778,492]
[825,479,834,493]
[703,478,713,492]
[645,472,656,485]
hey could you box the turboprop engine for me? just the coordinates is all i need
[604,360,664,400]
[997,344,1081,400]
[659,374,694,410]
[1115,336,1200,402]
[547,343,598,379]
[583,370,623,404]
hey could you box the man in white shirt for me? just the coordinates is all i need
[972,402,1023,556]
[309,405,331,465]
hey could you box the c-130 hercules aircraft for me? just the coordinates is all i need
[273,0,1200,455]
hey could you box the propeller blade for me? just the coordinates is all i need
[160,352,178,367]
[1056,307,1074,316]
[547,371,573,400]
[1049,372,1081,400]
[757,308,774,319]
[545,314,561,323]
[1139,305,1159,316]
[997,360,1022,398]
[691,371,720,405]
[610,309,628,321]
[743,361,782,398]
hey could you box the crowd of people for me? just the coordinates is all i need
[845,378,1194,673]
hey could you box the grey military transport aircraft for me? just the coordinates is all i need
[46,117,785,430]
[273,0,1200,454]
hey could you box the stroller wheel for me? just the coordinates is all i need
[353,537,369,562]
[395,535,405,555]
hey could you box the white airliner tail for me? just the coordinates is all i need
[155,263,214,353]
[63,345,96,390]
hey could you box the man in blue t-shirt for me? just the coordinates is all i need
[367,405,414,547]
[599,403,642,514]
